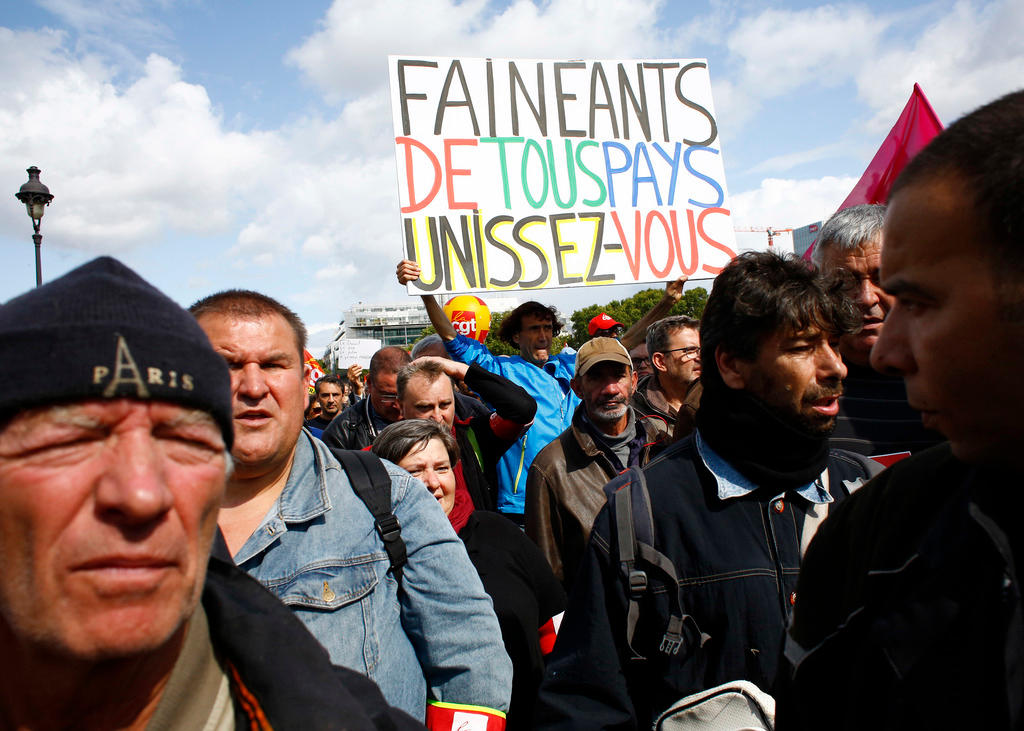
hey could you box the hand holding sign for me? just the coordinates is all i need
[397,259,421,285]
[347,363,365,396]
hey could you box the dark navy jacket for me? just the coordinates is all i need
[536,434,877,729]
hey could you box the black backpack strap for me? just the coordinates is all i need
[331,448,407,587]
[604,467,710,660]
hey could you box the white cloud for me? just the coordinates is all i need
[714,4,891,129]
[856,0,1024,131]
[0,34,274,252]
[729,175,856,228]
[287,0,672,103]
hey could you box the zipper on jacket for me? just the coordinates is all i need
[513,432,528,494]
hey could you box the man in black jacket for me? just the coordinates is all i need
[323,346,411,449]
[537,251,879,728]
[779,90,1024,730]
[0,257,418,730]
[396,356,536,512]
[812,203,941,458]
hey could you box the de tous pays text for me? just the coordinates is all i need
[396,60,733,291]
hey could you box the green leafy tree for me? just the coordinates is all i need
[566,286,708,350]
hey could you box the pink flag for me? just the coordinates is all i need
[838,83,943,209]
[804,84,943,259]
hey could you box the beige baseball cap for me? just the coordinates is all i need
[575,337,632,377]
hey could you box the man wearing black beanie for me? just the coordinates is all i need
[0,257,419,730]
[537,251,881,729]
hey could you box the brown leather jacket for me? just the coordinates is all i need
[524,405,667,590]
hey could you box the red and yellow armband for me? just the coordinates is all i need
[426,701,506,731]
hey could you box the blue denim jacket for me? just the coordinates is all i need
[232,430,513,720]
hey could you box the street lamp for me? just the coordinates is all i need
[15,166,54,287]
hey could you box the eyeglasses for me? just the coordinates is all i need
[631,357,651,368]
[376,392,399,402]
[659,346,700,358]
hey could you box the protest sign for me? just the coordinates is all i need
[389,57,738,296]
[331,338,382,371]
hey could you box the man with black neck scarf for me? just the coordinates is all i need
[525,337,668,590]
[536,251,880,729]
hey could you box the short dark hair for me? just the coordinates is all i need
[315,374,344,394]
[646,315,700,355]
[369,346,412,382]
[396,359,448,400]
[812,204,886,268]
[189,289,307,357]
[699,251,861,392]
[497,301,562,344]
[890,89,1024,283]
[372,418,459,467]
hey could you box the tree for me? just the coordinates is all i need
[566,286,708,350]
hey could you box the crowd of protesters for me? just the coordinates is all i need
[1,89,1022,730]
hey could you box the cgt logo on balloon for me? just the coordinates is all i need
[444,295,491,343]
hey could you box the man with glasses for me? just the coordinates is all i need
[323,346,411,450]
[632,315,701,438]
[628,342,654,379]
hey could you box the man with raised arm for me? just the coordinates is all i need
[397,259,684,524]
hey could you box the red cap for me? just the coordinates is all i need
[588,312,623,337]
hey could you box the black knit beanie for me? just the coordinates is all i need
[0,256,233,447]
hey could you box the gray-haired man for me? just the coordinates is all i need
[813,204,941,458]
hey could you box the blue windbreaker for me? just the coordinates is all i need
[446,334,579,515]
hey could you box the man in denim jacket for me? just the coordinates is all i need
[192,289,512,729]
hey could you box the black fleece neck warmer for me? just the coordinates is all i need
[696,384,829,491]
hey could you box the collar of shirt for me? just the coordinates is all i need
[694,429,832,505]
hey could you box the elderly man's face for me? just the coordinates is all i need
[818,236,894,367]
[0,400,225,660]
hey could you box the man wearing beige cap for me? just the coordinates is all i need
[525,337,668,590]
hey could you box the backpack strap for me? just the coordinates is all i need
[331,448,407,587]
[604,467,710,660]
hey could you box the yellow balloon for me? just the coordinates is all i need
[443,295,491,343]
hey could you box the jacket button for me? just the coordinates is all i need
[773,500,785,513]
[789,591,797,606]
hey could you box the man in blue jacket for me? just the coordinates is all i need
[192,289,512,729]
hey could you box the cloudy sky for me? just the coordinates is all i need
[1,0,1021,353]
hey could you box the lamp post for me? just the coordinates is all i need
[15,166,54,287]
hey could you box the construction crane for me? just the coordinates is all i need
[734,226,794,248]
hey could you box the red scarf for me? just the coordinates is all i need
[448,454,475,533]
